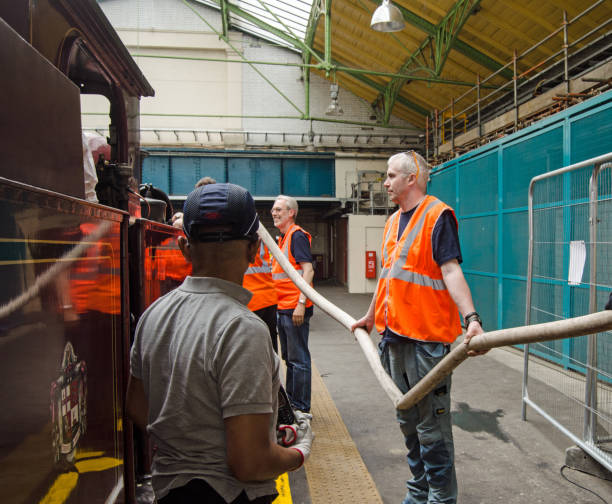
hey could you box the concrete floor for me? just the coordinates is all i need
[307,283,612,504]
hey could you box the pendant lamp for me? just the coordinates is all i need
[370,0,405,32]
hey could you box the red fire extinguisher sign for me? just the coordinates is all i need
[365,251,376,279]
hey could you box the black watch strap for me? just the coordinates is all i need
[463,311,482,330]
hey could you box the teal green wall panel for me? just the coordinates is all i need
[283,158,334,197]
[171,157,227,194]
[141,156,170,192]
[430,91,612,376]
[502,211,528,277]
[502,127,564,209]
[228,158,281,196]
[570,106,612,162]
[429,165,456,208]
[459,153,497,214]
[256,159,283,195]
[283,159,310,196]
[227,158,253,189]
[170,157,201,193]
[309,159,335,197]
[142,151,334,198]
[502,278,526,329]
[465,273,497,331]
[461,215,497,272]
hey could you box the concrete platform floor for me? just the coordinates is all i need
[306,283,612,504]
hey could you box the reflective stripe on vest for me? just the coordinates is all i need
[271,224,313,310]
[272,269,304,281]
[246,242,273,275]
[374,195,462,343]
[379,267,446,289]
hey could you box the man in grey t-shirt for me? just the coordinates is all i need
[127,183,313,503]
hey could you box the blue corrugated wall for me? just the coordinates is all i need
[428,90,612,374]
[140,149,335,198]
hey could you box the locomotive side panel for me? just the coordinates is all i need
[0,179,127,503]
[0,18,84,199]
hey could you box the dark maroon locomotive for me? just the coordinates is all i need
[0,2,187,502]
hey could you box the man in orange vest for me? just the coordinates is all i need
[243,241,279,352]
[351,151,485,504]
[271,195,314,414]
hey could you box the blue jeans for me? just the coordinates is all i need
[379,339,457,504]
[277,311,312,412]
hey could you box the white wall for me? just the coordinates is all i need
[84,0,418,151]
[347,214,389,294]
[87,0,410,292]
[240,36,415,140]
[335,155,389,200]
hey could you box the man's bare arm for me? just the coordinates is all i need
[441,259,486,356]
[225,413,303,481]
[292,261,315,326]
[126,375,148,431]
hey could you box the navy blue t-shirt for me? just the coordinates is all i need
[397,207,462,266]
[278,229,314,316]
[382,205,461,343]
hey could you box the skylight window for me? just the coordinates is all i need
[194,0,315,51]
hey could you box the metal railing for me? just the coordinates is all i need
[426,0,611,162]
[83,127,421,151]
[524,151,612,472]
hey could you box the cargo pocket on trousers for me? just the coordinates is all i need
[432,378,451,417]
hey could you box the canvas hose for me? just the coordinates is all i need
[257,222,612,411]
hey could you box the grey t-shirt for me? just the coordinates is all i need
[131,276,280,501]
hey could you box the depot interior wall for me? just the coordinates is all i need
[240,36,410,138]
[82,0,242,139]
[335,156,388,200]
[84,0,416,151]
[347,214,388,294]
[83,0,410,289]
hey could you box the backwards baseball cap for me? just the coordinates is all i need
[182,183,259,242]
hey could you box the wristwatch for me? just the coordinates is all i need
[463,311,482,330]
[298,298,306,304]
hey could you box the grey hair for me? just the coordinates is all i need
[195,176,217,187]
[276,194,298,217]
[388,151,431,186]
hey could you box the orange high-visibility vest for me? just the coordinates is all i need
[158,237,192,284]
[374,195,462,343]
[272,224,313,310]
[244,241,278,311]
[70,222,121,315]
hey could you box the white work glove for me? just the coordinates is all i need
[277,410,313,446]
[289,411,314,469]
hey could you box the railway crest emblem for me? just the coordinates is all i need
[50,342,87,464]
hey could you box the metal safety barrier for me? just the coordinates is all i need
[525,151,612,471]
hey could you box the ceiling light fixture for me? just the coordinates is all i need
[325,83,343,116]
[370,0,405,32]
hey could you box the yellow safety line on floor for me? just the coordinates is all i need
[272,472,292,503]
[304,363,383,504]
